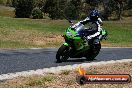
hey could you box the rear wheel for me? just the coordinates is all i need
[86,43,101,61]
[56,45,70,63]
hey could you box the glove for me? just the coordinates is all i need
[87,36,92,40]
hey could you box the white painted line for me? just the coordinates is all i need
[0,59,132,80]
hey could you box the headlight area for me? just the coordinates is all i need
[66,32,73,36]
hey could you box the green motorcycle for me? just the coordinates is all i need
[56,21,108,63]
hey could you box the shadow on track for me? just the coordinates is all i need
[56,58,97,63]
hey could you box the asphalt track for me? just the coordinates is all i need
[0,48,132,75]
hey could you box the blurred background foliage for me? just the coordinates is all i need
[0,0,131,20]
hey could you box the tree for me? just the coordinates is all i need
[12,0,18,7]
[31,7,43,19]
[64,2,78,20]
[127,0,132,9]
[71,0,82,19]
[58,0,67,19]
[86,0,100,7]
[100,0,126,20]
[42,0,67,19]
[111,0,128,20]
[35,0,46,8]
[42,0,57,19]
[113,0,124,19]
[15,0,35,18]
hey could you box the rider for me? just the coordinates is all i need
[79,9,103,45]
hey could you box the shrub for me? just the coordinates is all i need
[15,0,35,18]
[64,2,78,20]
[31,7,43,19]
[122,9,132,17]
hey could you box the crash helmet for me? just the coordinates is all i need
[89,9,99,21]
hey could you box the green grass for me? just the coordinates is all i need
[26,75,55,87]
[0,5,131,48]
[60,70,71,75]
[0,16,132,48]
[103,20,132,46]
[0,16,68,33]
[0,16,68,48]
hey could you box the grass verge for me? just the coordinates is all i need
[0,16,132,48]
[0,61,131,88]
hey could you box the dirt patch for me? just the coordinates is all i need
[0,61,131,88]
[0,28,64,48]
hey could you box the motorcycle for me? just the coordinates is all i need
[56,21,108,63]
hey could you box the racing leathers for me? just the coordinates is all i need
[80,17,102,45]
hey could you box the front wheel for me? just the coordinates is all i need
[56,45,70,63]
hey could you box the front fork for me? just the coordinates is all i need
[63,43,69,46]
[63,43,74,57]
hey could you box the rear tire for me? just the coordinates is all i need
[86,43,101,61]
[56,45,70,63]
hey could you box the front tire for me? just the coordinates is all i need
[56,45,70,63]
